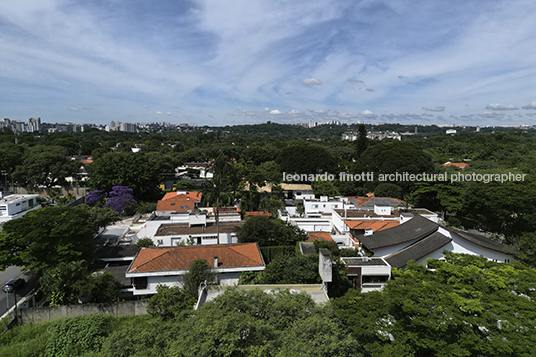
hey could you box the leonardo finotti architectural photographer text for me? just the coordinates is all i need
[283,172,527,184]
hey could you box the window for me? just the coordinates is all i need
[170,203,176,206]
[180,205,189,209]
[133,277,148,289]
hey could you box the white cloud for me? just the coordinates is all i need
[422,106,446,112]
[269,109,282,115]
[288,109,302,115]
[485,103,518,110]
[303,78,323,85]
[68,107,79,111]
[522,101,536,109]
[362,109,373,115]
[155,111,162,114]
[348,78,364,84]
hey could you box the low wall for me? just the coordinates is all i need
[12,186,89,196]
[20,300,148,324]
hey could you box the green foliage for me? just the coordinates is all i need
[340,248,363,257]
[146,285,196,320]
[277,143,337,176]
[12,145,79,188]
[0,207,95,271]
[168,289,362,357]
[40,262,121,305]
[45,314,111,357]
[355,124,368,158]
[259,254,321,284]
[313,240,340,258]
[311,178,341,197]
[460,180,536,238]
[510,232,536,267]
[136,237,155,249]
[374,182,403,199]
[78,204,120,234]
[183,259,217,299]
[88,151,172,197]
[333,252,536,356]
[259,245,296,263]
[135,201,157,214]
[237,215,308,247]
[0,320,52,357]
[174,180,194,190]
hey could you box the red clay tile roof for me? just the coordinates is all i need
[307,232,335,242]
[245,211,272,217]
[128,243,264,273]
[157,191,202,212]
[345,220,400,232]
[442,162,469,169]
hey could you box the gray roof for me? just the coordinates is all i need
[95,244,139,260]
[299,242,317,256]
[385,231,452,268]
[359,214,439,250]
[450,229,513,254]
[343,257,388,266]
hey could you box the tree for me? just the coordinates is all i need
[374,183,403,199]
[0,207,95,271]
[146,285,196,320]
[203,154,236,243]
[237,215,307,247]
[333,252,536,356]
[136,237,155,249]
[311,178,341,197]
[182,259,217,299]
[277,143,337,176]
[88,151,172,197]
[40,261,93,306]
[13,146,79,188]
[355,124,368,158]
[104,186,137,215]
[259,254,321,284]
[168,289,362,357]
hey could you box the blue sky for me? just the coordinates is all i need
[1,0,536,126]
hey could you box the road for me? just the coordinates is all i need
[0,267,38,316]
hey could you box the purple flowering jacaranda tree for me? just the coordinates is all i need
[104,186,137,215]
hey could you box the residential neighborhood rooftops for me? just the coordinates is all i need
[384,231,452,268]
[127,243,265,274]
[358,214,438,250]
[155,221,245,236]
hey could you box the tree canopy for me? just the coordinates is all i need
[237,215,307,247]
[0,207,96,271]
[332,252,536,356]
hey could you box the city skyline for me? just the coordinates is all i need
[1,0,536,126]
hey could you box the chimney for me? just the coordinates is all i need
[214,256,218,268]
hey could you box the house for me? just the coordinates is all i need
[176,162,213,179]
[357,214,514,267]
[150,220,245,246]
[125,243,265,296]
[343,257,391,292]
[443,162,469,170]
[156,191,202,213]
[0,193,40,226]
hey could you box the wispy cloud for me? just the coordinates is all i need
[485,103,518,110]
[0,0,535,126]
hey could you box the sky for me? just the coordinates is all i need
[1,0,536,127]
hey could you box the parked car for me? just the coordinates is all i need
[3,278,24,293]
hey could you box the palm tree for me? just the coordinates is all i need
[203,154,236,244]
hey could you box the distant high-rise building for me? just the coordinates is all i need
[28,117,41,132]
